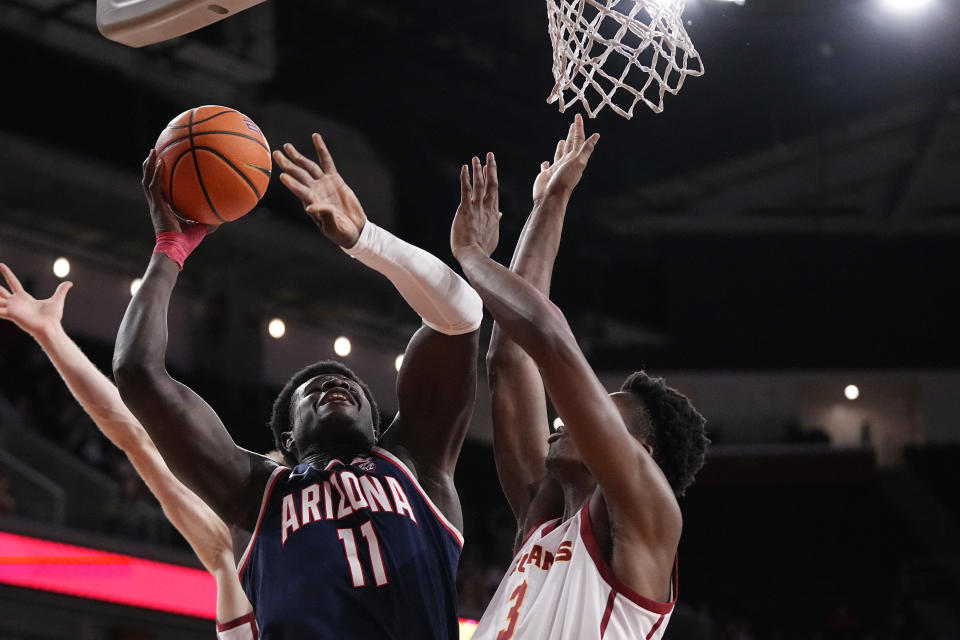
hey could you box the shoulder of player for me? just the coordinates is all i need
[235,455,287,527]
[587,492,679,605]
[589,484,680,562]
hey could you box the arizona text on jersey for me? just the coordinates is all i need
[238,447,462,639]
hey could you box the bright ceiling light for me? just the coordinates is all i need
[268,318,286,339]
[334,336,352,357]
[878,0,932,12]
[553,417,564,429]
[129,278,142,296]
[844,384,860,401]
[52,257,70,278]
[394,354,404,372]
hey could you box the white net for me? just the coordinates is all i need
[546,0,704,118]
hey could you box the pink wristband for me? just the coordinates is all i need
[153,225,206,270]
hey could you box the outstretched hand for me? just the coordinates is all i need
[0,263,71,337]
[273,133,367,249]
[451,153,500,262]
[531,113,600,205]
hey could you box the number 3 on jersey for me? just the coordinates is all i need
[337,521,388,587]
[496,581,528,640]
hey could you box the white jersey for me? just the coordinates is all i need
[472,505,676,640]
[216,612,259,640]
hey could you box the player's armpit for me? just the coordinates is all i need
[487,339,552,526]
[379,325,478,526]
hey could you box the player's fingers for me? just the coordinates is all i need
[578,132,600,160]
[565,119,578,149]
[554,140,565,163]
[0,263,24,294]
[459,164,471,201]
[541,161,550,171]
[0,284,10,299]
[142,149,156,176]
[274,149,315,185]
[279,173,314,204]
[52,281,73,304]
[484,152,498,200]
[313,133,338,174]
[141,150,157,191]
[571,113,585,145]
[471,156,484,199]
[148,158,164,194]
[283,143,324,180]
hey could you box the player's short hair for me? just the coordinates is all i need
[620,371,708,497]
[268,360,380,466]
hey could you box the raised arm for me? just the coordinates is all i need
[0,263,252,623]
[451,158,680,592]
[487,116,599,532]
[112,152,274,530]
[273,135,482,527]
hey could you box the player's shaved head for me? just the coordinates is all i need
[268,360,380,466]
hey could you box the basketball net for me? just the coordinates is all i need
[546,0,704,118]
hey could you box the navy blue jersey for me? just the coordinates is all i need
[238,447,462,640]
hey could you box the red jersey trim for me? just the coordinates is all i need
[578,504,678,615]
[217,611,259,639]
[371,447,464,548]
[599,589,617,637]
[237,466,290,577]
[646,614,666,640]
[519,519,561,550]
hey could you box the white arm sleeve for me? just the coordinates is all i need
[342,221,483,335]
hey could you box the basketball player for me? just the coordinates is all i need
[113,132,482,638]
[0,263,258,640]
[450,116,709,639]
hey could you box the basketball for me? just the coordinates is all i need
[153,106,271,225]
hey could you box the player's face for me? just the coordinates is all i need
[287,373,375,457]
[545,392,649,469]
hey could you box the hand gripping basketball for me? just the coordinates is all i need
[142,149,213,270]
[273,133,367,249]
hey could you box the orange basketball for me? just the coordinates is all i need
[154,106,271,225]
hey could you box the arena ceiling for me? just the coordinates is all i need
[1,0,959,370]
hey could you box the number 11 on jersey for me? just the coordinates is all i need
[337,521,389,587]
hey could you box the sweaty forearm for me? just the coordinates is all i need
[34,323,142,451]
[459,248,571,365]
[343,222,482,335]
[510,192,571,295]
[113,254,179,376]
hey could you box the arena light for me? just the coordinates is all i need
[395,354,404,372]
[52,257,70,278]
[844,384,860,401]
[334,336,352,357]
[878,0,932,12]
[129,278,142,296]
[268,318,286,339]
[0,531,214,618]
